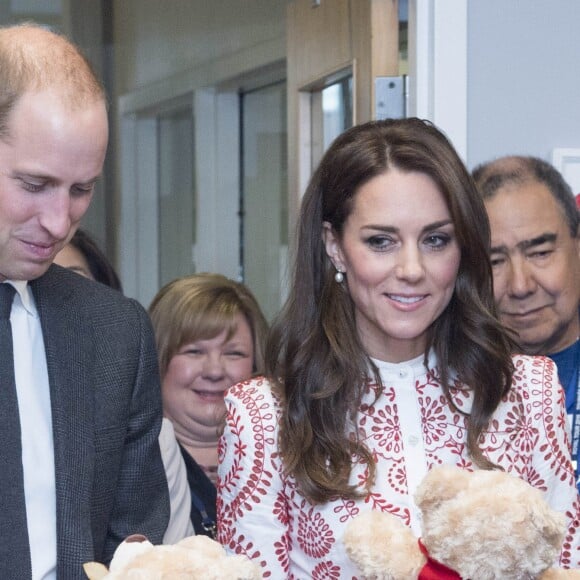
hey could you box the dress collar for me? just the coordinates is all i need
[371,350,436,376]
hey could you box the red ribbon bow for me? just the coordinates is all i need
[417,539,462,580]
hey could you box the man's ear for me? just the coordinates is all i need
[322,221,345,271]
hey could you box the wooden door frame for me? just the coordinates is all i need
[286,0,399,233]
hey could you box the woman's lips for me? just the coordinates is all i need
[386,293,428,311]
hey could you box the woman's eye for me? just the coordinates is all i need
[225,351,248,358]
[366,235,393,250]
[424,233,451,249]
[183,348,202,356]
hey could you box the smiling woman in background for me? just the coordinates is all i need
[148,273,268,538]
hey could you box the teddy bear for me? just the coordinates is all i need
[343,465,580,579]
[83,533,263,579]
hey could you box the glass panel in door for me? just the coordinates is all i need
[241,81,288,321]
[310,75,353,169]
[158,106,196,287]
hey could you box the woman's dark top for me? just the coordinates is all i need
[178,443,217,538]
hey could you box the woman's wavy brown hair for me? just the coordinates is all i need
[266,118,515,503]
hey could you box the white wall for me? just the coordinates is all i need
[467,1,580,168]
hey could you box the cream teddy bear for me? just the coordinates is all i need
[343,465,580,579]
[83,534,262,579]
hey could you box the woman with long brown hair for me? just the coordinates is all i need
[218,118,579,576]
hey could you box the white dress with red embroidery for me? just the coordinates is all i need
[217,353,580,578]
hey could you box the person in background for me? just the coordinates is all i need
[149,273,268,538]
[54,228,193,544]
[0,23,169,577]
[217,118,580,577]
[54,227,122,291]
[473,155,580,489]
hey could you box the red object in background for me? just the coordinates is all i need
[576,194,580,209]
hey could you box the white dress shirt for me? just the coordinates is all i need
[9,281,56,580]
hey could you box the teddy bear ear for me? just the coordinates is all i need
[415,465,469,510]
[343,511,426,578]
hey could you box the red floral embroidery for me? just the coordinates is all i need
[273,490,289,525]
[333,497,360,524]
[217,357,580,577]
[296,504,334,557]
[312,560,342,579]
[273,532,290,574]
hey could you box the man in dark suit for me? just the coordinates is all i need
[0,23,169,578]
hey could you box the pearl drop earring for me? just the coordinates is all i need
[334,270,344,283]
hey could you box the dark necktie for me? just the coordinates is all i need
[0,283,32,578]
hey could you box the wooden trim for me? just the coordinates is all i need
[351,0,399,122]
[287,0,399,232]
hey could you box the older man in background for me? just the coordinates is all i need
[473,155,580,487]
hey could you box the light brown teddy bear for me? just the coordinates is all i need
[83,534,262,579]
[343,465,580,580]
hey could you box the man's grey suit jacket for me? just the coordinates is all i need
[28,264,169,578]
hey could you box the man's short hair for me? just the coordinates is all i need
[472,155,579,238]
[0,22,106,138]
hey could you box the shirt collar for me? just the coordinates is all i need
[4,280,37,317]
